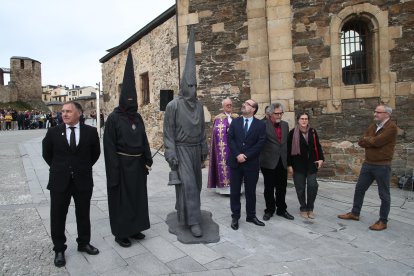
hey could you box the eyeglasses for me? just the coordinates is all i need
[374,111,387,114]
[299,118,309,121]
[273,112,284,116]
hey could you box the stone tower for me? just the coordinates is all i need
[10,56,42,101]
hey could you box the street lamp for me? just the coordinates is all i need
[96,82,101,137]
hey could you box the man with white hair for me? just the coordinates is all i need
[338,104,398,231]
[207,98,238,194]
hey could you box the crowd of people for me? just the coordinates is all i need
[0,108,61,130]
[0,108,105,131]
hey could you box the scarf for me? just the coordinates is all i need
[291,124,310,156]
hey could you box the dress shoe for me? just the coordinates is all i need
[308,211,315,219]
[246,216,265,226]
[130,232,145,240]
[300,211,309,219]
[77,244,99,255]
[115,237,131,247]
[277,211,294,220]
[190,224,203,237]
[369,220,387,231]
[54,251,66,267]
[231,218,239,230]
[262,213,273,221]
[337,212,360,221]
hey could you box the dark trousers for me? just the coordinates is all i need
[50,181,92,252]
[351,163,391,222]
[293,172,318,211]
[230,166,259,219]
[261,159,288,215]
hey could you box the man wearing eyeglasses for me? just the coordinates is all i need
[227,99,266,230]
[338,104,397,231]
[259,103,294,221]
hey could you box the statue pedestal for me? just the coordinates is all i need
[166,210,220,244]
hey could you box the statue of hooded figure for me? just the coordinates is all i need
[163,28,208,237]
[103,50,153,247]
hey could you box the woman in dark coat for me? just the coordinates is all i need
[287,112,324,219]
[103,51,152,247]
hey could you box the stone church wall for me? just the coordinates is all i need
[291,0,414,181]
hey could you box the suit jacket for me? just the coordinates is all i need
[227,116,266,171]
[42,123,101,192]
[259,120,289,169]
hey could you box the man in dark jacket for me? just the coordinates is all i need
[260,103,294,221]
[42,101,101,267]
[227,99,266,230]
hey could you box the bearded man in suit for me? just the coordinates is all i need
[227,99,266,230]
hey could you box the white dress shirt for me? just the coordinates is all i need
[65,122,80,146]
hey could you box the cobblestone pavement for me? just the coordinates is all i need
[1,128,414,275]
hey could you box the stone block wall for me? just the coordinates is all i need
[183,0,249,121]
[101,16,178,148]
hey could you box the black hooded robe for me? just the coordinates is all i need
[103,50,152,238]
[103,111,152,238]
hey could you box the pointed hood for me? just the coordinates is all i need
[179,28,197,104]
[118,50,138,115]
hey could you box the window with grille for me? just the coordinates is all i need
[341,19,372,85]
[141,72,150,105]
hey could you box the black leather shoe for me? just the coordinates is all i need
[115,237,131,247]
[277,211,294,220]
[54,251,66,267]
[246,216,265,226]
[130,232,145,240]
[77,244,99,255]
[263,213,273,221]
[231,218,239,230]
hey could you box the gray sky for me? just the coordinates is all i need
[0,0,175,87]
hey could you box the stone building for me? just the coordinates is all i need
[0,56,45,109]
[100,1,414,181]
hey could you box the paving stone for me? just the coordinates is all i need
[65,254,97,276]
[83,249,127,274]
[203,257,236,270]
[166,256,207,273]
[140,235,186,263]
[126,253,172,275]
[172,241,222,265]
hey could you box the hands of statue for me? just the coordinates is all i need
[167,156,179,169]
[236,154,247,163]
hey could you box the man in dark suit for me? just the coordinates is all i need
[227,99,266,230]
[42,101,101,267]
[259,103,294,221]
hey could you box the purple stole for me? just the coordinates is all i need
[207,113,238,188]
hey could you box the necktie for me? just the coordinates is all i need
[244,119,248,137]
[69,126,76,152]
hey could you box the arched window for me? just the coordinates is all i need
[341,19,372,85]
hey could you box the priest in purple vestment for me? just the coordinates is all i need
[207,98,239,194]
